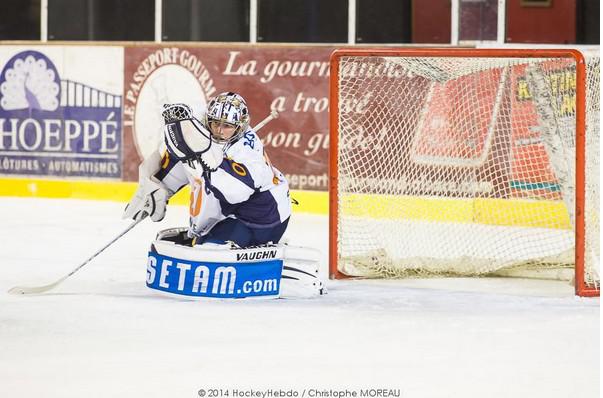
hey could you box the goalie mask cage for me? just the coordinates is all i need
[329,48,600,297]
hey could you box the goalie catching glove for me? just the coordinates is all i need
[162,103,223,174]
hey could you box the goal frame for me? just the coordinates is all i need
[328,48,597,297]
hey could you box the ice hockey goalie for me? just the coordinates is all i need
[123,93,324,299]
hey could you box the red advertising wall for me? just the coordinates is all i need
[123,45,334,191]
[337,56,576,201]
[0,43,582,202]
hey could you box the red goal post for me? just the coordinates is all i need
[329,48,599,297]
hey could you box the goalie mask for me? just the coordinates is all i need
[205,92,250,144]
[162,103,213,164]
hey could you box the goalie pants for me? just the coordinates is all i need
[201,217,290,247]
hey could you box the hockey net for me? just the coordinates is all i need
[329,48,599,297]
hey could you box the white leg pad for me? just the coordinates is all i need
[149,229,326,299]
[280,245,326,298]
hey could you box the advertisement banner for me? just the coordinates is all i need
[0,46,123,179]
[123,45,334,190]
[0,44,580,201]
[146,252,283,298]
[340,59,577,201]
[509,60,576,200]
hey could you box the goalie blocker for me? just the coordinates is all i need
[147,228,325,299]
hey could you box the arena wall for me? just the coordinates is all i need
[0,43,332,213]
[0,43,582,223]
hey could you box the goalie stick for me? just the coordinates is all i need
[8,110,279,295]
[8,217,144,295]
[253,110,279,132]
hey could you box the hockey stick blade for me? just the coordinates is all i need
[8,276,69,295]
[8,217,144,295]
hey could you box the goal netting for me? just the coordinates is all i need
[329,49,599,297]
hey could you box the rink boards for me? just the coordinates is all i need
[0,176,572,230]
[338,192,571,230]
[0,177,328,215]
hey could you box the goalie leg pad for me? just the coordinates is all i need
[147,229,325,299]
[280,246,325,298]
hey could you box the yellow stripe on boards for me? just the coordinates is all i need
[0,178,571,228]
[341,194,474,223]
[474,198,571,229]
[340,193,571,230]
[0,178,139,202]
[0,178,329,215]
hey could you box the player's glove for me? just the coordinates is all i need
[162,103,193,124]
[162,104,224,175]
[123,177,169,222]
[198,142,224,172]
[123,150,170,222]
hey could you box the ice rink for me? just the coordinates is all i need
[0,197,599,398]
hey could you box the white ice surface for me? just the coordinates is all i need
[0,197,599,398]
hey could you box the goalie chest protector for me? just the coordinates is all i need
[146,228,324,299]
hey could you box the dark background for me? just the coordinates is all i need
[0,0,598,44]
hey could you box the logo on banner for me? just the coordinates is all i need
[146,252,283,298]
[0,50,122,178]
[124,48,217,160]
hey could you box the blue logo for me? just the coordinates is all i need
[243,131,255,148]
[0,51,61,112]
[0,50,122,178]
[146,252,283,298]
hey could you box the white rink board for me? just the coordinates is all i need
[0,198,599,398]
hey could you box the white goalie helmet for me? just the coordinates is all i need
[205,92,250,144]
